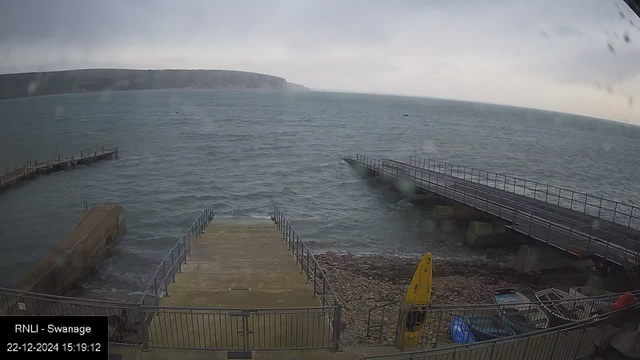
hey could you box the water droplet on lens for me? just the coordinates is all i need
[422,140,437,153]
[27,81,38,95]
[100,90,111,102]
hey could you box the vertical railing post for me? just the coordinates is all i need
[306,249,310,281]
[570,191,575,210]
[177,242,182,273]
[242,309,249,353]
[583,195,588,213]
[171,250,176,283]
[322,278,327,306]
[163,262,169,297]
[296,235,302,266]
[138,305,150,350]
[313,261,317,297]
[394,308,406,350]
[333,305,342,352]
[183,235,188,263]
[598,198,603,218]
[153,277,158,306]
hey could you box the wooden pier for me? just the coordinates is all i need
[0,146,118,193]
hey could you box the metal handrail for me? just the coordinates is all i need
[409,155,640,231]
[388,159,640,261]
[0,286,139,306]
[271,205,342,351]
[142,304,339,311]
[353,155,640,268]
[365,298,640,359]
[366,289,640,345]
[271,205,341,306]
[139,204,214,305]
[385,158,640,245]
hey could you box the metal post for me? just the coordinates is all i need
[570,192,574,210]
[183,236,188,263]
[395,308,407,350]
[313,262,317,297]
[177,242,182,273]
[583,195,588,213]
[333,305,342,352]
[241,310,249,353]
[306,250,310,282]
[613,202,619,223]
[153,277,158,306]
[138,305,150,350]
[598,198,603,217]
[545,184,549,202]
[163,262,169,297]
[171,251,176,283]
[322,278,326,306]
[298,238,302,268]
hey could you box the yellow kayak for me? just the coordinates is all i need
[402,252,433,346]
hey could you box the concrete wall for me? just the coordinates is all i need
[13,204,126,295]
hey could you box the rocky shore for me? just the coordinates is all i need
[316,251,595,345]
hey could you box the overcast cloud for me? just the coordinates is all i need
[0,0,639,123]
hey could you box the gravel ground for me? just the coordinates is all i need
[316,251,596,346]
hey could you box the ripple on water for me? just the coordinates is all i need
[1,89,640,295]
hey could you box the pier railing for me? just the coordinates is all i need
[140,204,214,306]
[1,145,119,193]
[0,287,144,345]
[271,205,342,350]
[271,205,342,308]
[141,305,339,351]
[368,291,635,349]
[363,294,640,360]
[0,205,343,352]
[409,156,640,231]
[352,155,640,269]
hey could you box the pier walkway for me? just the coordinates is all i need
[346,155,640,272]
[0,146,118,193]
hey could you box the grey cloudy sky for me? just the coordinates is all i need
[1,0,639,123]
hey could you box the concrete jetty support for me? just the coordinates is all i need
[0,145,118,194]
[13,204,126,295]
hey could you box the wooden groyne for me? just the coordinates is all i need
[0,145,118,193]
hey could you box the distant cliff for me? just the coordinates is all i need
[0,69,309,100]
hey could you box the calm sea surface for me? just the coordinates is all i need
[1,89,640,299]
